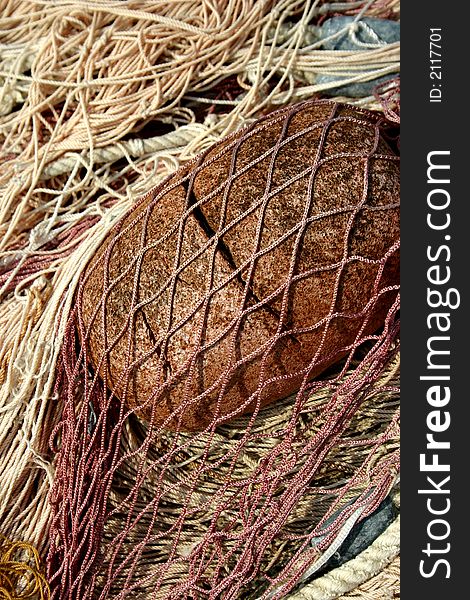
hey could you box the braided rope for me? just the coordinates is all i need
[40,123,213,180]
[0,41,36,116]
[338,555,399,599]
[287,515,399,600]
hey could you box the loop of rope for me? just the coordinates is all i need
[0,535,50,600]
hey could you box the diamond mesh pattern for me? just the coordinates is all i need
[78,100,399,431]
[47,99,400,599]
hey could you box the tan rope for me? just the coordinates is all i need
[0,198,131,549]
[39,122,215,180]
[0,0,400,583]
[286,515,399,600]
[0,40,37,116]
[338,556,399,599]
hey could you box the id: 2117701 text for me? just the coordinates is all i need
[429,28,442,103]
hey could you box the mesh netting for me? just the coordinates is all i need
[46,99,399,599]
[374,77,400,125]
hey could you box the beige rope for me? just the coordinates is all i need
[0,40,37,116]
[0,200,130,549]
[0,0,400,581]
[338,555,399,599]
[0,0,400,258]
[39,122,213,179]
[286,515,399,600]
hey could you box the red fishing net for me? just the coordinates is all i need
[374,77,401,125]
[46,100,400,599]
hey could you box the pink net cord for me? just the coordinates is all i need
[329,0,398,19]
[374,77,400,125]
[0,215,100,296]
[46,100,400,599]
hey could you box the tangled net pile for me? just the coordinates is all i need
[0,1,400,598]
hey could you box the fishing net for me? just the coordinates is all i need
[374,77,400,125]
[0,1,400,598]
[44,99,400,598]
[48,347,400,599]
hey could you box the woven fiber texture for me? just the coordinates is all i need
[339,557,399,599]
[287,514,399,599]
[0,2,400,598]
[338,557,399,600]
[79,99,399,431]
[0,0,400,553]
[46,99,400,599]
